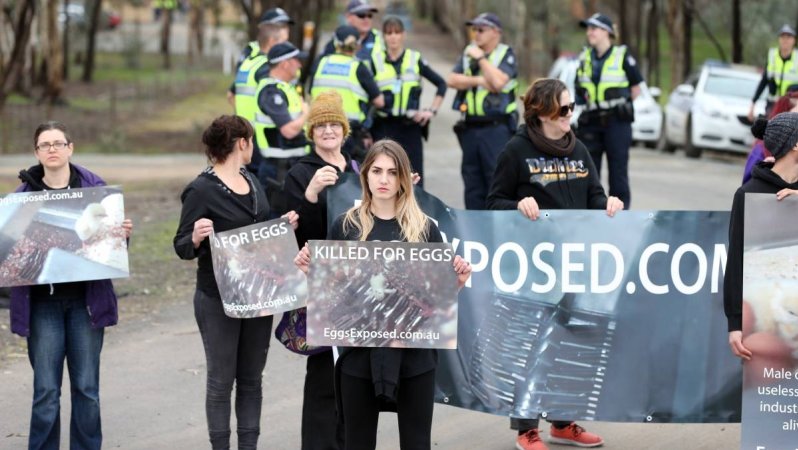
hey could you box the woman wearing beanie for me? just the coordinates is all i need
[726,112,798,362]
[173,115,299,450]
[487,78,621,450]
[283,90,357,450]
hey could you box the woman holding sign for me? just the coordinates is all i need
[726,112,798,370]
[295,139,472,450]
[9,121,133,450]
[486,79,620,449]
[173,115,298,450]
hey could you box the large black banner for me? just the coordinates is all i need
[327,174,740,423]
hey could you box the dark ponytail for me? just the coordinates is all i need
[201,115,254,163]
[751,117,768,140]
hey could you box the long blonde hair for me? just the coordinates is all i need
[343,139,429,242]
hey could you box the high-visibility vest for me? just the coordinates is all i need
[246,41,259,59]
[254,78,310,159]
[767,48,798,100]
[234,54,269,122]
[154,0,177,10]
[372,49,422,117]
[577,45,631,108]
[360,29,384,64]
[460,43,518,117]
[310,54,369,123]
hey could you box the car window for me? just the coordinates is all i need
[704,74,758,99]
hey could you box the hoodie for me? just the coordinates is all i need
[724,163,798,332]
[486,125,608,211]
[283,150,357,247]
[10,163,118,337]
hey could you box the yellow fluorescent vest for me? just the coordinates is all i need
[577,45,631,106]
[461,43,518,116]
[372,49,422,117]
[311,54,368,123]
[235,54,269,122]
[254,78,310,158]
[767,48,798,99]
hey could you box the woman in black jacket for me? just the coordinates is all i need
[726,112,798,361]
[487,78,620,449]
[173,115,298,450]
[295,139,471,450]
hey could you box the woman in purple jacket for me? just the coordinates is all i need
[9,121,132,450]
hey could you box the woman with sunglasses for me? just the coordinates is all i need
[370,16,447,188]
[295,139,472,450]
[487,78,620,450]
[10,121,133,450]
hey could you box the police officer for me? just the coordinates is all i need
[309,25,383,163]
[748,24,798,122]
[370,16,447,187]
[228,8,294,109]
[321,0,383,65]
[447,12,518,210]
[255,42,311,216]
[574,13,643,209]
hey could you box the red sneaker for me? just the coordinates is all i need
[516,428,549,450]
[548,422,604,447]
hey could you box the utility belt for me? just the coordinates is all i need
[454,113,516,133]
[578,100,634,126]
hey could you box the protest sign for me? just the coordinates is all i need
[210,218,306,318]
[307,240,457,349]
[0,186,128,286]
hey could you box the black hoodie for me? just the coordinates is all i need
[284,151,357,247]
[486,125,608,211]
[724,163,798,332]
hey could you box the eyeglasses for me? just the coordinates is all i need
[35,141,69,152]
[355,12,373,19]
[559,102,576,117]
[314,122,343,131]
[473,27,487,34]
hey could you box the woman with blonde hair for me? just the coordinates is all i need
[295,139,471,450]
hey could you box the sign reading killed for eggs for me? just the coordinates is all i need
[210,218,307,318]
[306,240,458,349]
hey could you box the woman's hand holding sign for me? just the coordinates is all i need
[453,255,472,290]
[281,210,299,230]
[295,243,311,274]
[192,218,214,248]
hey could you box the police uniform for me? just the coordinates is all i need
[752,47,798,112]
[451,43,518,210]
[255,77,311,216]
[370,49,446,186]
[574,44,642,209]
[308,52,381,162]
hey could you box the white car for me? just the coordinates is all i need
[548,55,663,148]
[661,62,766,158]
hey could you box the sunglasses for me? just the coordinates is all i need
[355,12,373,19]
[559,102,576,117]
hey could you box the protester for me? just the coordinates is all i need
[447,12,519,210]
[748,24,798,121]
[283,91,357,450]
[370,16,447,187]
[310,25,384,163]
[487,79,620,449]
[574,12,643,209]
[9,121,133,450]
[294,139,471,450]
[173,115,298,450]
[743,88,798,183]
[726,112,798,365]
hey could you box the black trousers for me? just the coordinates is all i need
[576,116,633,208]
[372,118,425,187]
[511,417,572,432]
[193,289,273,450]
[302,350,344,450]
[339,370,435,450]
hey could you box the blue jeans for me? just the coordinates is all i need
[27,297,104,450]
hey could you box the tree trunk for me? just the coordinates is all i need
[82,0,103,82]
[664,0,684,89]
[682,0,692,80]
[187,1,205,65]
[62,0,70,80]
[618,0,628,43]
[43,0,65,103]
[645,0,660,87]
[731,0,742,63]
[160,9,173,70]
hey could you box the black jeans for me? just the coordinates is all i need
[194,289,273,450]
[511,417,572,432]
[340,370,435,450]
[302,350,343,450]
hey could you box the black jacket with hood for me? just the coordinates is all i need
[486,125,608,211]
[283,150,357,247]
[724,163,798,332]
